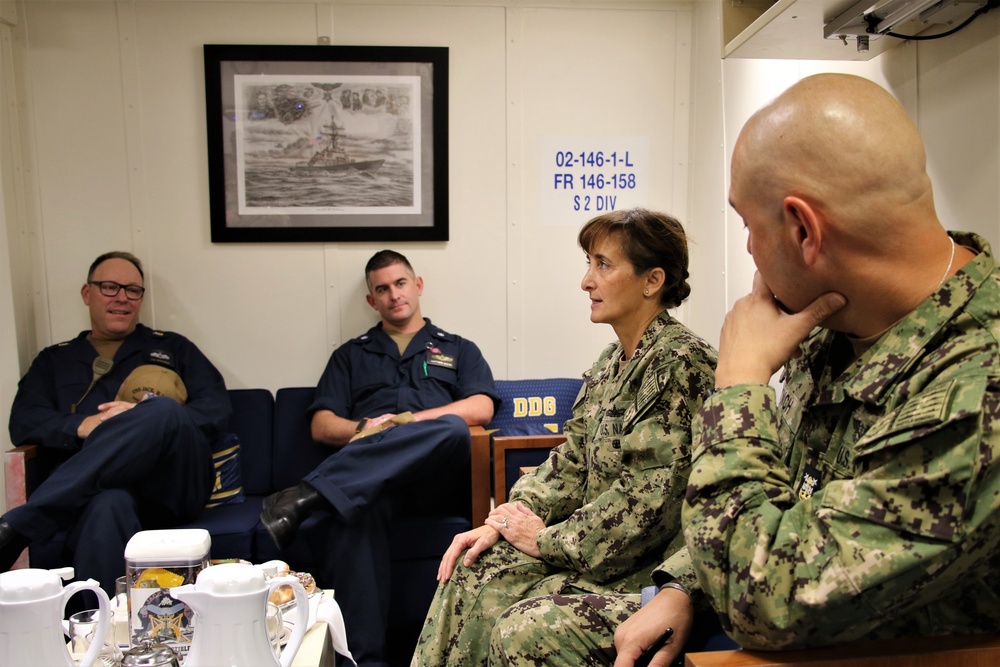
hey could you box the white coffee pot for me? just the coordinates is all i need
[0,566,111,667]
[171,562,307,667]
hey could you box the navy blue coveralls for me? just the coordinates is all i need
[304,319,498,667]
[6,323,230,600]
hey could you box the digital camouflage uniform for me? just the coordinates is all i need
[684,231,1000,649]
[488,550,732,665]
[412,312,717,666]
[489,591,641,666]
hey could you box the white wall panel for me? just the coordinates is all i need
[6,0,999,407]
[129,2,325,390]
[509,6,692,378]
[917,12,1000,248]
[326,4,510,379]
[685,0,726,350]
[22,2,133,342]
[13,2,541,392]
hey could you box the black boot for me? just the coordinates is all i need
[0,519,31,571]
[260,482,324,550]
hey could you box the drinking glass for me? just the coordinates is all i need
[113,576,131,647]
[68,609,124,666]
[266,601,284,657]
[114,576,128,605]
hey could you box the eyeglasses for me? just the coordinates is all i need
[88,281,146,300]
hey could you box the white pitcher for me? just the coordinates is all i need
[0,566,111,667]
[171,562,307,667]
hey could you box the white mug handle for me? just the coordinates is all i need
[266,576,308,667]
[62,580,110,667]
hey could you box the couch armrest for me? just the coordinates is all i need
[493,434,567,507]
[684,633,1000,667]
[4,444,37,510]
[3,444,38,569]
[469,425,491,526]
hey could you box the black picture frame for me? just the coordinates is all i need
[204,44,448,243]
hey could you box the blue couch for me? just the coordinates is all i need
[5,379,584,665]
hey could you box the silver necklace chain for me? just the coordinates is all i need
[938,237,956,289]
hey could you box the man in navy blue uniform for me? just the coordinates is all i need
[0,251,230,602]
[261,249,498,666]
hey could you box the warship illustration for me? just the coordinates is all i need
[291,120,384,175]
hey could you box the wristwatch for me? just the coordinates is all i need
[355,417,370,433]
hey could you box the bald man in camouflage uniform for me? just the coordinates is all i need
[490,74,1000,666]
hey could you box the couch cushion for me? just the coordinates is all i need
[25,497,267,570]
[227,388,274,495]
[273,387,336,489]
[489,378,583,436]
[205,432,244,508]
[180,496,264,560]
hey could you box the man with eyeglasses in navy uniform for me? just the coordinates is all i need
[0,251,231,608]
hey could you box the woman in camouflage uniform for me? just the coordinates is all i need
[411,208,717,666]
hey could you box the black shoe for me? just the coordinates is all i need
[261,483,323,550]
[0,519,30,571]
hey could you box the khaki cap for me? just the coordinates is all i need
[115,364,188,404]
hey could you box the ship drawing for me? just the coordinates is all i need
[291,120,384,175]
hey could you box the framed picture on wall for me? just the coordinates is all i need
[204,44,448,243]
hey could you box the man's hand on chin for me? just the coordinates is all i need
[715,272,846,388]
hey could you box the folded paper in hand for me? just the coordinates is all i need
[349,412,416,442]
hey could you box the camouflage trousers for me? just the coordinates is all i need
[489,591,641,666]
[412,540,626,666]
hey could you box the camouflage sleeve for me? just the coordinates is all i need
[508,407,590,521]
[684,379,1000,649]
[649,546,717,614]
[514,352,715,583]
[652,547,699,597]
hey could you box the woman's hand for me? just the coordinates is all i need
[488,502,545,558]
[613,587,693,667]
[437,525,499,581]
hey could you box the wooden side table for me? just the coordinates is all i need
[291,621,334,667]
